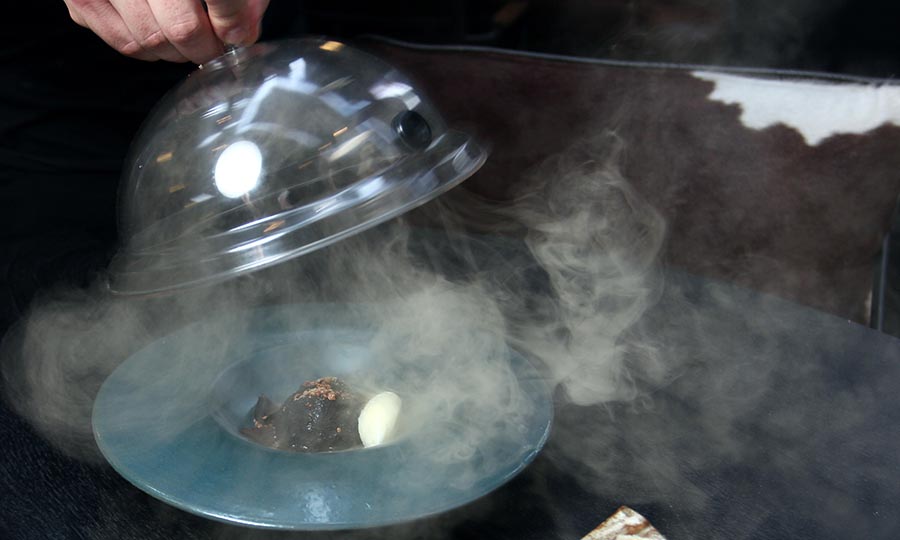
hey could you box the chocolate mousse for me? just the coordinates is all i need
[240,377,364,452]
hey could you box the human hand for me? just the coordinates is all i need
[63,0,270,64]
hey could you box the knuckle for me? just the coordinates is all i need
[67,9,86,26]
[118,40,144,57]
[167,18,203,44]
[140,30,168,50]
[63,0,86,25]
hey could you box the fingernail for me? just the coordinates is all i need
[225,27,247,46]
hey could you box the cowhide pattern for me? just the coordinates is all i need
[363,40,900,323]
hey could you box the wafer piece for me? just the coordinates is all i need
[582,506,666,540]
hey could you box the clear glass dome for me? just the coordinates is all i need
[108,38,486,295]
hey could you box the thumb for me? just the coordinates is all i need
[205,0,269,46]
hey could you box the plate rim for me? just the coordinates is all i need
[92,303,554,530]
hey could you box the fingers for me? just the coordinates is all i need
[64,0,156,61]
[147,0,223,64]
[64,0,271,64]
[109,0,188,62]
[63,0,226,64]
[205,0,270,46]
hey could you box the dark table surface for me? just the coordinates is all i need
[2,260,899,540]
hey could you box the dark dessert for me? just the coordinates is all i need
[240,377,365,452]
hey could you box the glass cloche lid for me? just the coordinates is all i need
[108,38,486,295]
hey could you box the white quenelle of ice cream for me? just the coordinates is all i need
[358,391,402,448]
